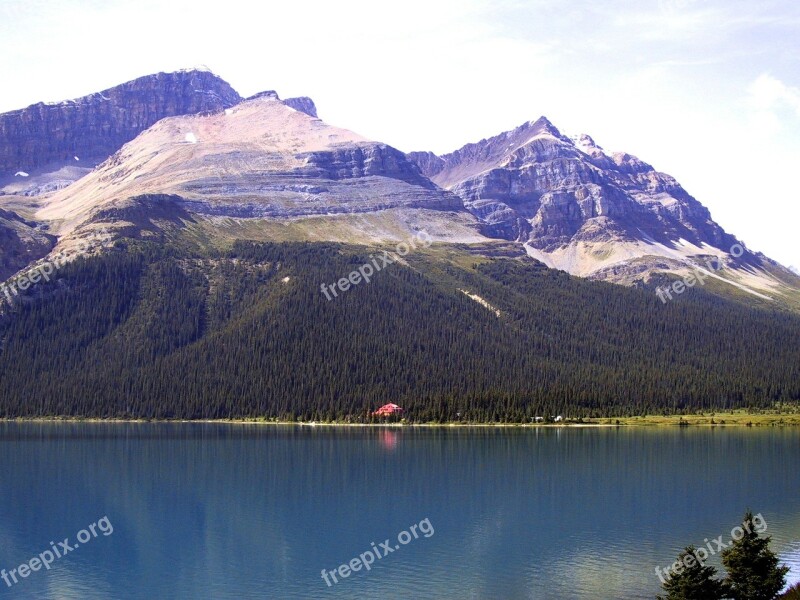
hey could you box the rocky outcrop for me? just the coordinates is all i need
[300,144,438,187]
[283,97,318,118]
[245,92,318,118]
[0,70,242,177]
[245,91,280,101]
[406,151,444,179]
[0,209,56,281]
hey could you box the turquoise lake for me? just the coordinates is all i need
[0,423,798,599]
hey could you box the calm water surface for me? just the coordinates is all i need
[0,424,798,599]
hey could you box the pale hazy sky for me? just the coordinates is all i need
[1,0,798,268]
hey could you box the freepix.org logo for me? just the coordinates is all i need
[321,517,434,587]
[320,231,432,301]
[0,235,106,306]
[1,516,114,590]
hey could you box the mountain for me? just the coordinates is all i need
[0,70,798,421]
[0,70,481,270]
[34,91,477,255]
[0,70,241,196]
[2,70,796,309]
[408,118,800,301]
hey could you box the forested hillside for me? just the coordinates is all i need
[1,242,798,421]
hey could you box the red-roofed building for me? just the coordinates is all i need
[372,403,404,417]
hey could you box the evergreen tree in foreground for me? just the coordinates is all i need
[657,546,727,600]
[722,511,789,600]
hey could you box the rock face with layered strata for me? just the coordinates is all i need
[35,94,465,239]
[408,117,757,280]
[0,70,242,177]
[412,118,733,248]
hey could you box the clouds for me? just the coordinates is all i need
[747,74,800,135]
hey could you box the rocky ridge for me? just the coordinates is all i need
[407,117,800,299]
[0,70,243,179]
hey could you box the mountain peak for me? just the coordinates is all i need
[409,116,571,189]
[174,65,214,74]
[405,117,795,295]
[525,116,562,137]
[573,133,600,148]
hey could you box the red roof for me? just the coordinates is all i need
[372,403,404,416]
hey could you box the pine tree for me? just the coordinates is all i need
[722,511,789,600]
[657,546,727,600]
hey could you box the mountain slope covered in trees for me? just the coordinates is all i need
[1,242,798,420]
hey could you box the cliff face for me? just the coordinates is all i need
[300,144,439,188]
[410,118,733,249]
[0,70,242,177]
[407,118,755,280]
[0,209,56,282]
[283,97,318,118]
[406,151,445,179]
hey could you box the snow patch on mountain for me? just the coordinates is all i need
[459,289,501,317]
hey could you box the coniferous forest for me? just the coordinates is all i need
[0,241,798,421]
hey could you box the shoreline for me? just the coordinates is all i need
[2,414,799,428]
